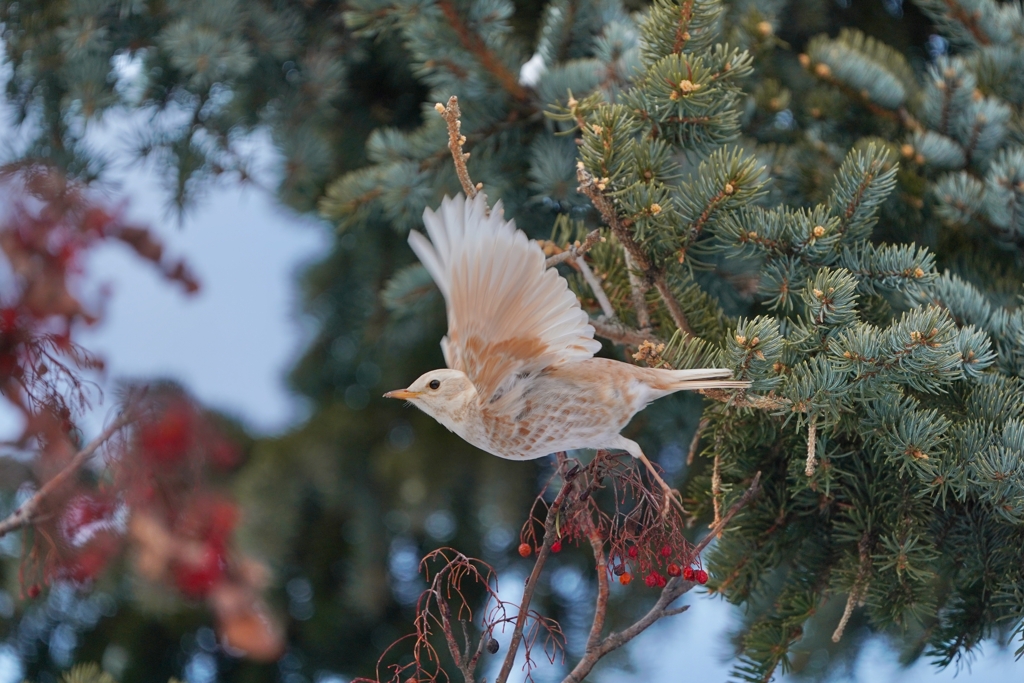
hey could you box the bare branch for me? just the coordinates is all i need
[711,448,722,532]
[544,230,602,268]
[591,317,663,347]
[583,521,609,655]
[691,471,762,559]
[622,250,651,330]
[545,231,616,319]
[687,418,709,467]
[0,411,134,540]
[495,474,573,683]
[435,97,480,199]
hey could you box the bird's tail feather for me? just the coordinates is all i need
[649,368,750,393]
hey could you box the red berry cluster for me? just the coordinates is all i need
[612,542,708,589]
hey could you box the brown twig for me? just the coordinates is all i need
[622,250,652,331]
[692,471,761,559]
[582,519,609,655]
[496,473,574,683]
[544,230,603,267]
[576,165,694,338]
[563,472,762,683]
[687,418,709,467]
[710,448,722,532]
[805,415,818,477]
[0,412,134,540]
[545,230,616,319]
[700,388,793,411]
[435,97,479,199]
[833,531,872,643]
[591,317,662,347]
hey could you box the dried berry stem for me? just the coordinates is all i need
[0,411,134,540]
[435,96,479,199]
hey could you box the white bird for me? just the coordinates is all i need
[385,193,747,511]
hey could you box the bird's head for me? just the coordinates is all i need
[384,369,478,429]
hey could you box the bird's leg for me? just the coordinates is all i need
[610,436,685,518]
[637,452,686,518]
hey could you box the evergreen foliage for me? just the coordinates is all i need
[4,0,1024,681]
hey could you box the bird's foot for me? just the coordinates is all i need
[638,452,686,519]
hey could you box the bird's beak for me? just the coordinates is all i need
[384,388,420,400]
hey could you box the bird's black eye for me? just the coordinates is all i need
[429,379,441,390]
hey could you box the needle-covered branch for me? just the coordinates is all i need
[576,166,695,338]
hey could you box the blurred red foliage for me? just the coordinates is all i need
[0,164,282,663]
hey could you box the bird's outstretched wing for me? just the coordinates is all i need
[409,193,602,403]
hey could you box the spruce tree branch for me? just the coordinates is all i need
[692,471,761,558]
[0,411,134,540]
[943,0,991,45]
[435,97,479,199]
[435,0,530,101]
[700,388,792,411]
[672,0,696,53]
[495,472,573,683]
[803,63,923,134]
[576,165,694,338]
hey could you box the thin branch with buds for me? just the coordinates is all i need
[435,96,481,199]
[0,411,135,540]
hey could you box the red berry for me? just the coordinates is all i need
[619,572,632,585]
[627,546,638,559]
[667,563,681,577]
[550,540,562,553]
[683,566,695,581]
[696,569,709,585]
[27,584,40,599]
[174,544,225,598]
[660,545,672,557]
[139,404,193,465]
[644,573,658,587]
[657,574,667,587]
[518,543,532,558]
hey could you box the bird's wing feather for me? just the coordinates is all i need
[409,193,602,402]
